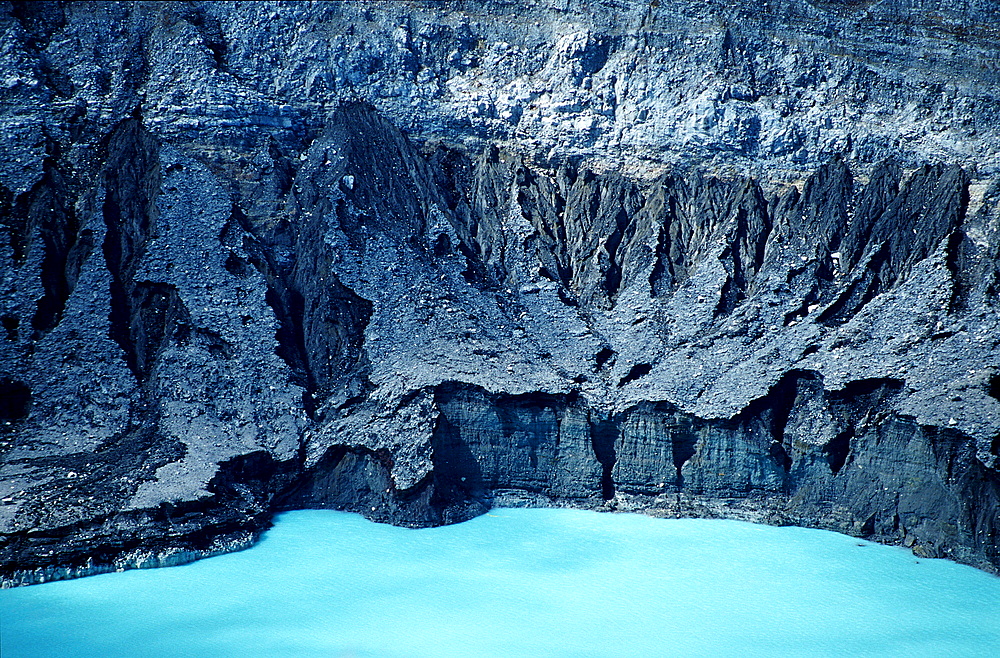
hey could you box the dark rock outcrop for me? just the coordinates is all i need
[1,0,1000,585]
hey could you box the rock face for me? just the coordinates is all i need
[1,0,1000,585]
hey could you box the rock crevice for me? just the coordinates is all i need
[2,0,1000,585]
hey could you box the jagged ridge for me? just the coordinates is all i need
[1,1,1000,587]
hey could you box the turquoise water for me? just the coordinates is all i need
[2,509,1000,657]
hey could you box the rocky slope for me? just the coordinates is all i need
[2,0,1000,585]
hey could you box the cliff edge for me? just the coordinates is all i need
[2,0,1000,585]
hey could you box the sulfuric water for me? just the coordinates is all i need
[2,508,1000,657]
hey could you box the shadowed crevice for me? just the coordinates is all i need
[590,418,618,500]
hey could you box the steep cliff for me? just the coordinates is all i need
[2,0,1000,585]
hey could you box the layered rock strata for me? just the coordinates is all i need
[1,0,1000,585]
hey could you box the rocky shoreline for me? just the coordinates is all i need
[2,0,999,585]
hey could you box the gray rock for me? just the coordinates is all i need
[1,0,1000,585]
